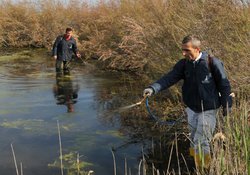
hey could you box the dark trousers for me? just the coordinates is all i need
[55,60,70,72]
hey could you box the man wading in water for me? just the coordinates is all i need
[143,35,232,169]
[52,27,81,73]
[52,27,80,113]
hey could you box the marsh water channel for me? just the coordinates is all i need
[0,49,191,175]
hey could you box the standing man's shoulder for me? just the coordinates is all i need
[54,35,64,42]
[69,36,77,45]
[208,55,229,80]
[202,51,224,70]
[57,35,64,39]
[209,56,225,69]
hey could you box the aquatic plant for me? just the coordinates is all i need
[48,121,94,175]
[48,151,93,175]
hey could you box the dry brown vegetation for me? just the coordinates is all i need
[1,0,249,103]
[0,0,249,74]
[0,0,249,174]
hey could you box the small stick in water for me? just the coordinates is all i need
[11,143,19,175]
[57,120,64,175]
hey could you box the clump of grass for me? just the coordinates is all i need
[49,120,93,175]
[48,151,93,175]
[110,94,249,174]
[210,97,249,175]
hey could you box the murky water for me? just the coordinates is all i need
[0,49,191,175]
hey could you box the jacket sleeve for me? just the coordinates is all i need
[72,38,79,55]
[150,59,185,94]
[212,58,232,108]
[52,36,61,56]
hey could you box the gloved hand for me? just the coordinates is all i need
[143,88,154,97]
[53,55,57,60]
[222,107,232,116]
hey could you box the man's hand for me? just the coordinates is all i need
[76,53,81,58]
[223,93,235,116]
[143,88,154,97]
[53,55,57,60]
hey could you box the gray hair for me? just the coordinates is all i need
[182,35,201,48]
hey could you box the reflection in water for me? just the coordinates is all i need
[0,50,193,174]
[93,74,195,174]
[53,72,79,112]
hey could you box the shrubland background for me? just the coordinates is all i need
[0,0,249,90]
[0,0,249,174]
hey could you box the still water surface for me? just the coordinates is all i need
[0,50,152,175]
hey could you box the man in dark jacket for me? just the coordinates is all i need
[143,35,232,169]
[52,27,81,72]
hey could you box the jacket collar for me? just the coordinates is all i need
[197,51,209,62]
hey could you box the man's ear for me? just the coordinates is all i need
[196,47,201,52]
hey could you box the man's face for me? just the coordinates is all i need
[182,41,200,61]
[65,31,72,38]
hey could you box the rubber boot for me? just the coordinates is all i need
[194,153,211,170]
[194,154,201,168]
[189,147,195,157]
[203,153,211,169]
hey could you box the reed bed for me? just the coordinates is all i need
[0,0,249,74]
[116,98,249,175]
[1,0,249,174]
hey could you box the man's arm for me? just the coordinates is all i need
[212,58,232,110]
[52,36,61,59]
[72,38,80,58]
[149,59,185,94]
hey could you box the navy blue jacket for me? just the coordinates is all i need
[52,35,78,61]
[150,52,232,112]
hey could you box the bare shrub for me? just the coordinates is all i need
[0,0,249,77]
[0,1,39,47]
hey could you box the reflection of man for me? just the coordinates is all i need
[52,27,81,72]
[53,72,79,112]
